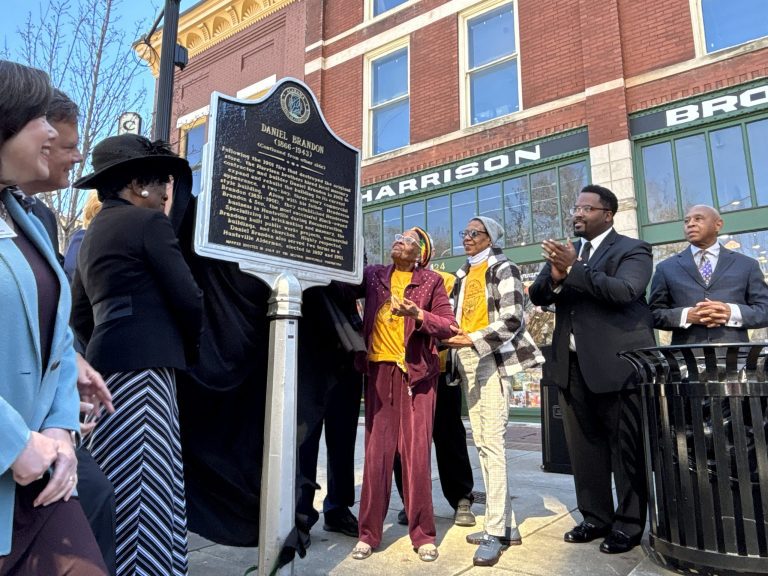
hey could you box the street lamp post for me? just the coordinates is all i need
[153,0,182,141]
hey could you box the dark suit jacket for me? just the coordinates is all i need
[30,199,64,266]
[529,230,656,393]
[71,198,203,375]
[649,245,768,344]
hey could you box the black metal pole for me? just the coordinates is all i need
[153,0,181,141]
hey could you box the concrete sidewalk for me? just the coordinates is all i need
[188,422,677,576]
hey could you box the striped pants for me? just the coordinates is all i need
[90,368,189,576]
[457,348,516,537]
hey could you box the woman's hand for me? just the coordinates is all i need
[391,296,423,322]
[10,431,59,486]
[33,428,78,507]
[442,325,473,348]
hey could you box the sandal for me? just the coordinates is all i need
[416,544,439,562]
[351,542,372,560]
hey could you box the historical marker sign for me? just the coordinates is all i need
[194,78,363,287]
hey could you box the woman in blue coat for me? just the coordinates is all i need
[0,60,107,574]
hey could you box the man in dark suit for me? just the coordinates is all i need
[650,204,768,343]
[529,184,655,554]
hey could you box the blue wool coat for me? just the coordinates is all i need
[0,188,80,555]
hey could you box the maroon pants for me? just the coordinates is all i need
[358,362,437,548]
[0,478,108,576]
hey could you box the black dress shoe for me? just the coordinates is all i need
[397,508,408,526]
[599,530,641,554]
[323,508,359,538]
[563,521,611,543]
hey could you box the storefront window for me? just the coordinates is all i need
[451,189,476,253]
[363,211,383,265]
[638,113,768,224]
[503,176,531,246]
[382,206,402,252]
[464,2,519,125]
[676,134,712,210]
[403,199,425,230]
[642,142,677,222]
[478,182,502,223]
[711,126,752,212]
[748,119,768,205]
[531,168,559,241]
[427,195,451,259]
[700,0,768,53]
[362,157,589,262]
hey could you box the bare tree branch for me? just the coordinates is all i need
[6,0,154,249]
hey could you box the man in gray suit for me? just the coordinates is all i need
[650,204,768,343]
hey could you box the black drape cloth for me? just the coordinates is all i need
[170,188,272,547]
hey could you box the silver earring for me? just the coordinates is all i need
[140,190,149,198]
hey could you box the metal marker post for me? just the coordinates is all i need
[258,272,303,576]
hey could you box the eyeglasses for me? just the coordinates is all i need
[569,205,611,215]
[458,229,488,240]
[394,233,419,246]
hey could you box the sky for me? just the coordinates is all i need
[0,0,200,126]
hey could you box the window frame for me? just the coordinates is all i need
[361,155,590,267]
[365,0,414,20]
[634,109,768,245]
[363,38,411,159]
[458,0,522,129]
[690,0,768,56]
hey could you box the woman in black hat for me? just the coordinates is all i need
[0,60,108,575]
[71,134,203,576]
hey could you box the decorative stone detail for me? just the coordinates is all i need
[135,0,298,76]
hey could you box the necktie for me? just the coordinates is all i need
[698,251,713,285]
[580,241,592,262]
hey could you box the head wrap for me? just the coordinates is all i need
[411,226,432,268]
[473,216,504,245]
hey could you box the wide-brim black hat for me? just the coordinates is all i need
[74,134,191,190]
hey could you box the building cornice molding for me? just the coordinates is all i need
[135,0,297,76]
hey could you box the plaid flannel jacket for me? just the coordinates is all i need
[453,247,544,377]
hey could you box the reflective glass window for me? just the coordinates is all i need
[710,126,752,212]
[373,0,408,17]
[363,211,383,265]
[642,142,678,222]
[701,0,768,52]
[748,119,768,206]
[503,176,531,247]
[427,195,451,259]
[530,168,558,241]
[383,206,402,251]
[466,3,519,125]
[675,134,713,211]
[371,48,409,155]
[452,189,476,253]
[558,161,588,238]
[403,200,425,230]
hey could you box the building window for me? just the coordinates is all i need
[367,45,409,156]
[181,119,206,197]
[461,1,520,126]
[371,0,408,17]
[361,158,588,264]
[638,114,768,223]
[698,0,768,53]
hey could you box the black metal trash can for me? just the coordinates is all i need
[539,346,572,474]
[619,344,768,576]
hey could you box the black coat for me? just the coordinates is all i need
[71,197,203,374]
[529,230,656,393]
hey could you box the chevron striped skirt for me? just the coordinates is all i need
[90,368,189,576]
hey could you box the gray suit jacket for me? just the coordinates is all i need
[649,245,768,344]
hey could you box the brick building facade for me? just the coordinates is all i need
[140,0,768,412]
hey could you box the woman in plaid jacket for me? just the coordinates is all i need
[445,216,543,567]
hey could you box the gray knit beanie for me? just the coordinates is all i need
[473,216,504,245]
